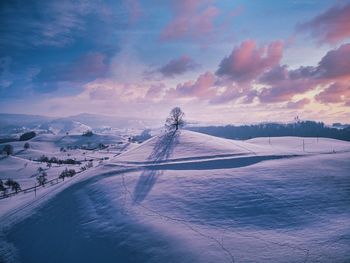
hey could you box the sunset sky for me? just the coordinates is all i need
[0,0,349,124]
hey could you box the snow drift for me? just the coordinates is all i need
[1,130,350,263]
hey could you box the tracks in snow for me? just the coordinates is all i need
[109,154,300,171]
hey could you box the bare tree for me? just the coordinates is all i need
[165,107,185,132]
[36,172,47,187]
[12,181,21,193]
[5,179,21,193]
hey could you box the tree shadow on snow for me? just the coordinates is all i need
[132,131,179,203]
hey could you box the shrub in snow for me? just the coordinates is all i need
[19,131,36,141]
[4,179,14,187]
[165,107,185,132]
[61,158,80,165]
[98,143,107,149]
[0,180,5,194]
[39,155,49,162]
[59,168,76,180]
[80,160,94,171]
[50,157,58,163]
[2,144,13,155]
[24,142,30,149]
[82,130,93,137]
[13,182,21,193]
[59,171,66,181]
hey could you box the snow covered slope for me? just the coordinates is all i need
[114,130,264,164]
[0,132,130,190]
[1,130,350,263]
[39,119,91,135]
[113,130,350,167]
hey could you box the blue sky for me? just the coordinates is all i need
[0,0,349,124]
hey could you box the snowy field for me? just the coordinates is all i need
[1,130,350,262]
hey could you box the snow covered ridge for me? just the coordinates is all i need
[1,130,350,262]
[113,130,350,165]
[0,113,159,136]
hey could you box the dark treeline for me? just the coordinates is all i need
[0,131,36,144]
[187,121,350,141]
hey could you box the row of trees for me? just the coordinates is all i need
[36,160,93,186]
[0,179,21,194]
[59,168,76,180]
[188,121,350,141]
[37,155,81,165]
[1,159,93,196]
[1,166,80,196]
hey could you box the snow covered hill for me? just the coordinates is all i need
[39,119,92,135]
[1,130,350,263]
[113,130,350,166]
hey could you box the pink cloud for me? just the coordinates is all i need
[210,83,250,104]
[286,98,310,109]
[256,64,317,103]
[160,0,220,42]
[145,83,166,100]
[259,65,289,83]
[158,41,350,107]
[315,82,350,106]
[168,71,217,99]
[258,79,316,103]
[216,40,283,82]
[299,2,350,44]
[316,43,350,80]
[158,55,199,77]
[256,43,350,104]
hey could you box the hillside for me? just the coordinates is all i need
[1,131,350,263]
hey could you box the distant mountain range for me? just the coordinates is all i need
[1,113,349,142]
[0,113,160,136]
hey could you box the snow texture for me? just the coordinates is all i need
[1,130,350,263]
